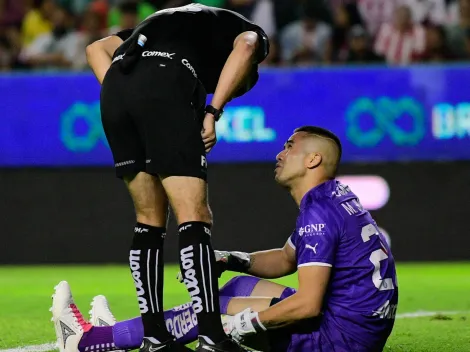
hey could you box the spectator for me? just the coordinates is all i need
[280,7,332,65]
[374,5,426,65]
[73,9,104,69]
[419,25,455,62]
[0,26,23,70]
[272,0,302,33]
[107,0,155,30]
[225,0,256,20]
[19,5,80,69]
[345,24,385,64]
[194,0,225,7]
[1,0,468,71]
[251,0,277,39]
[401,0,449,25]
[21,0,56,46]
[465,27,470,57]
[448,0,461,24]
[159,0,191,9]
[0,32,14,70]
[259,35,280,66]
[358,0,400,36]
[446,0,470,59]
[0,0,26,27]
[419,26,455,62]
[0,0,25,71]
[108,1,139,35]
[327,4,362,63]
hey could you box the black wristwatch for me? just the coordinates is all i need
[205,105,224,121]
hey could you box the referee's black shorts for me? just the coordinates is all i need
[100,55,208,180]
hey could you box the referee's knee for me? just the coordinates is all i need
[135,209,167,227]
[173,204,213,225]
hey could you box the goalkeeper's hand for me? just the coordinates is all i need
[222,308,266,343]
[177,250,251,283]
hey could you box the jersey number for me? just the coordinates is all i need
[361,224,394,291]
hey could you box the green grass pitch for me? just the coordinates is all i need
[0,263,469,351]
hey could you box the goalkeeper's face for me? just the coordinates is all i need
[275,132,310,187]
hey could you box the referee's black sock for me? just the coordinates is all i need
[178,222,226,344]
[129,223,173,343]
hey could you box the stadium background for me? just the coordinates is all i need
[0,0,470,351]
[1,0,469,263]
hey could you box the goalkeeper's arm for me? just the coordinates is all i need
[221,239,297,279]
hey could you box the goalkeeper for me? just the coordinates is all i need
[51,127,397,352]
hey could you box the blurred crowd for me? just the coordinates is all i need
[1,0,470,71]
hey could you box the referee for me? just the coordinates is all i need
[86,4,269,352]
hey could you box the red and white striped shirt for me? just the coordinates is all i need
[358,0,401,36]
[374,23,426,65]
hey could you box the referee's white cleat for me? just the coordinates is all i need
[89,295,117,327]
[50,281,92,352]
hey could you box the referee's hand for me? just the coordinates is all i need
[201,113,217,153]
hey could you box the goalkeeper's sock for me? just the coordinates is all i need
[79,302,207,352]
[114,303,200,347]
[78,327,115,352]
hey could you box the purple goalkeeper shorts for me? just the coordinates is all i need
[268,289,373,352]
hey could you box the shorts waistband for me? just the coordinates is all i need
[114,50,198,79]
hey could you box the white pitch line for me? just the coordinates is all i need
[396,310,470,319]
[1,311,469,352]
[0,342,57,352]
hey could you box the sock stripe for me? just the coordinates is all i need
[155,249,160,312]
[206,245,215,312]
[200,243,209,313]
[147,249,155,314]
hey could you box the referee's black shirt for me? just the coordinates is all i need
[112,4,269,97]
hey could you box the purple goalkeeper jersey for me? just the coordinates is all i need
[288,179,398,348]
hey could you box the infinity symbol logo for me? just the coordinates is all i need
[60,102,109,152]
[346,97,426,147]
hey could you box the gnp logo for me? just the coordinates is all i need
[345,97,425,147]
[298,224,326,236]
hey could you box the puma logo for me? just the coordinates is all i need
[305,243,318,254]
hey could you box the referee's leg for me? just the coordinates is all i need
[160,175,228,344]
[100,73,176,346]
[123,172,175,344]
[127,66,240,348]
